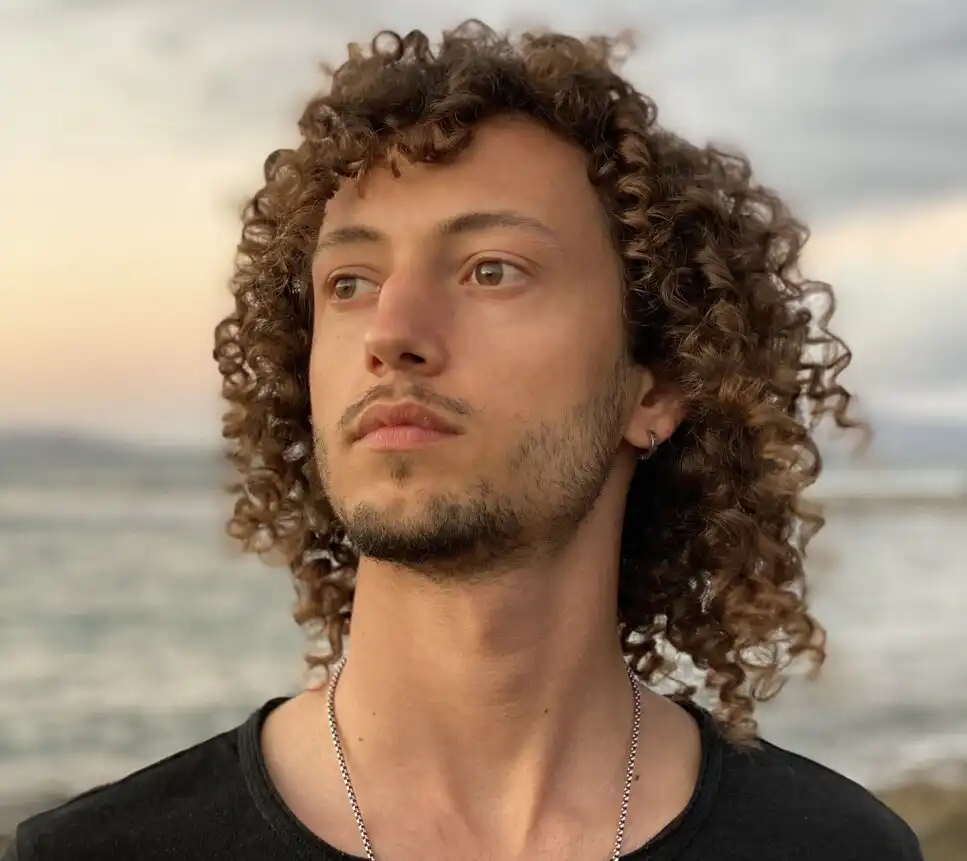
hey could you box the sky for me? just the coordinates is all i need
[2,0,966,444]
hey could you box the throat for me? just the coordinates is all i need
[309,534,654,857]
[327,645,640,852]
[262,680,703,861]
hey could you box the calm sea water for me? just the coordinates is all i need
[1,470,965,806]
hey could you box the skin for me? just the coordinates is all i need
[260,117,699,861]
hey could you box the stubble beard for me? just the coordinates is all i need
[315,359,631,582]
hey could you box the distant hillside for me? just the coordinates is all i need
[822,417,966,469]
[0,417,963,483]
[0,429,221,462]
[0,430,224,488]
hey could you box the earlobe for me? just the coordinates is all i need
[625,365,685,452]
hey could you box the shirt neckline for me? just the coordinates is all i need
[239,693,724,860]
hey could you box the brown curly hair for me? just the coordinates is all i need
[213,21,863,742]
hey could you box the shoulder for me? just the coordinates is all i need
[710,733,923,859]
[9,720,253,861]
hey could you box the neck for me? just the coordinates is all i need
[331,489,637,845]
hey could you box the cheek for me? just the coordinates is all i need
[463,350,576,437]
[307,341,341,430]
[492,319,610,408]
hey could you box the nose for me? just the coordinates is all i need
[362,269,448,377]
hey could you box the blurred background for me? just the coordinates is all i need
[2,0,966,856]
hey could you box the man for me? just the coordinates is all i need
[8,21,922,861]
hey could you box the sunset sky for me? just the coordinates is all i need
[2,0,966,444]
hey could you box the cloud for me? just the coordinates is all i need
[5,0,965,214]
[2,0,965,438]
[803,197,967,421]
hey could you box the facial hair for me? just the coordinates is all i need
[316,356,632,581]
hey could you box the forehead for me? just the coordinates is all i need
[321,117,608,240]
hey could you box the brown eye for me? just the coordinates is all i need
[470,260,525,287]
[330,275,378,300]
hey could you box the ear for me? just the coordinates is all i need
[624,366,686,452]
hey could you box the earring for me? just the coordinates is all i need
[638,429,659,461]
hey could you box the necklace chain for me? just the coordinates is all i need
[326,656,642,861]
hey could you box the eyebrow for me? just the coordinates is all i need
[313,210,563,255]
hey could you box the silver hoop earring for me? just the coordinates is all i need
[638,430,659,461]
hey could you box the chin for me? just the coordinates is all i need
[336,483,430,521]
[357,492,414,523]
[328,455,471,522]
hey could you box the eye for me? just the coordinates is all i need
[469,260,527,287]
[328,274,379,301]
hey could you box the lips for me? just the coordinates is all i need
[353,402,463,441]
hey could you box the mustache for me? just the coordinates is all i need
[337,383,473,436]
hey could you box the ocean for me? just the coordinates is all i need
[1,460,966,808]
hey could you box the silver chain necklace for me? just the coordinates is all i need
[326,655,642,861]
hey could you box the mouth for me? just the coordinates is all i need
[359,424,458,452]
[352,401,464,452]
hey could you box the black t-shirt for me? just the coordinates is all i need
[6,696,923,860]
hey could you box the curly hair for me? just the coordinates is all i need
[213,21,863,742]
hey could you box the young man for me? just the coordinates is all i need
[9,22,922,861]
